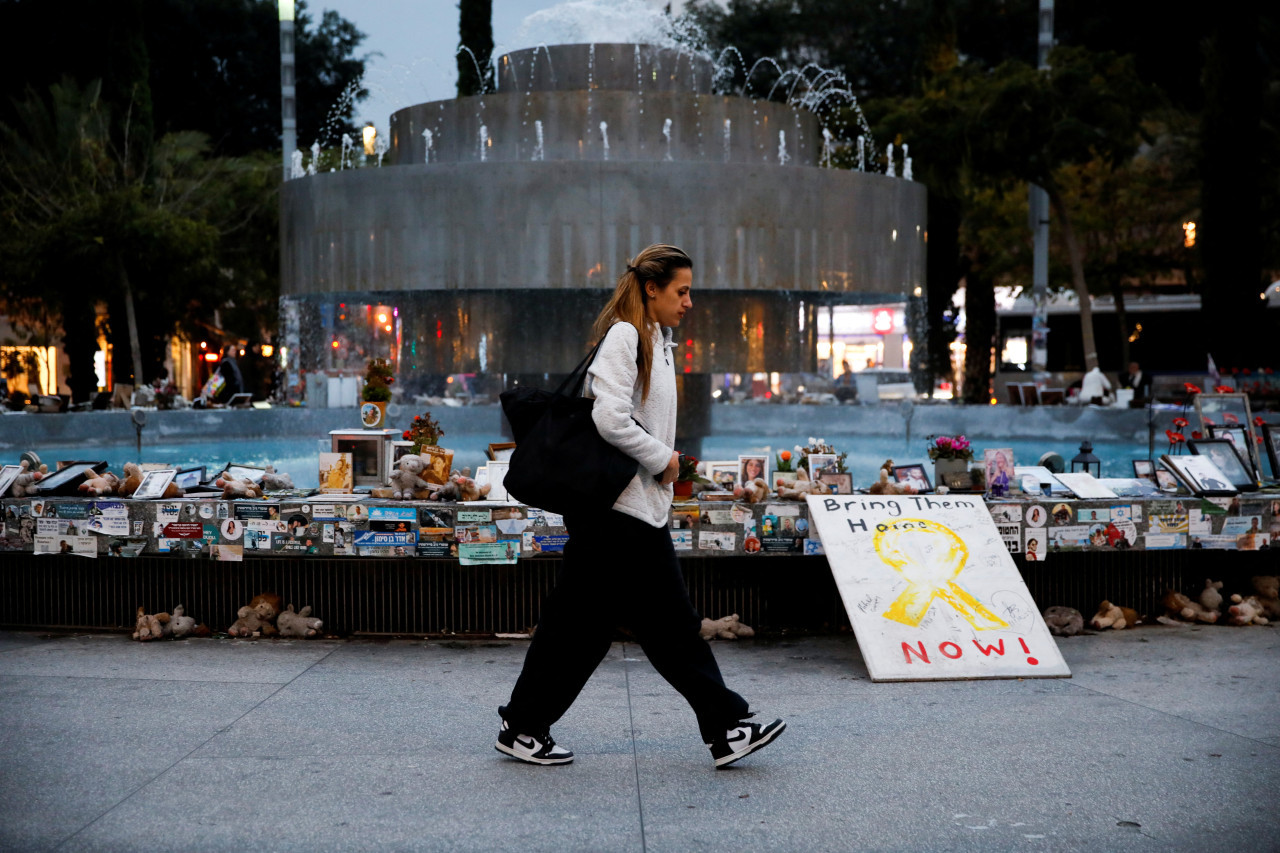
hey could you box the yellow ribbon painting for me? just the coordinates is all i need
[873,519,1008,630]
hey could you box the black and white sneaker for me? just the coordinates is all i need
[708,718,786,768]
[495,720,574,765]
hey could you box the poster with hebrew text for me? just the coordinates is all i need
[807,494,1070,682]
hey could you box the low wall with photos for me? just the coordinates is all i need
[1,493,1276,634]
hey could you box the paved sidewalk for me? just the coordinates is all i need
[0,625,1277,852]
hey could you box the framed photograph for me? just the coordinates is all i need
[1208,424,1260,479]
[392,441,417,464]
[226,392,253,408]
[132,469,177,500]
[817,471,854,495]
[28,461,109,496]
[738,454,768,486]
[983,448,1016,494]
[1132,459,1155,481]
[704,461,739,492]
[805,453,838,477]
[173,467,206,491]
[487,442,517,463]
[1161,454,1237,496]
[318,452,354,494]
[1195,393,1260,472]
[0,464,22,498]
[891,464,933,493]
[1188,438,1257,491]
[1263,424,1280,480]
[1153,463,1188,494]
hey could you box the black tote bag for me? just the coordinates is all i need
[499,341,639,515]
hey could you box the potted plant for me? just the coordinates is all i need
[927,434,973,483]
[773,449,799,491]
[403,410,453,485]
[360,358,394,429]
[674,453,710,498]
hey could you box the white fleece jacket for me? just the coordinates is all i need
[584,321,678,527]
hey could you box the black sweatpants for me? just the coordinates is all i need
[500,508,750,743]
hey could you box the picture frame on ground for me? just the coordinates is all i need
[704,461,739,492]
[132,469,177,500]
[817,471,853,495]
[1194,393,1261,474]
[173,467,206,491]
[1161,454,1237,496]
[805,453,838,477]
[738,455,768,486]
[1263,424,1280,480]
[29,461,109,496]
[1153,463,1188,494]
[891,464,932,493]
[487,442,517,463]
[1188,438,1257,491]
[318,452,354,494]
[1132,459,1155,481]
[1208,424,1260,479]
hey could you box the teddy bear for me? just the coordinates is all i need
[227,605,269,638]
[390,455,433,500]
[9,460,47,498]
[132,605,166,641]
[1043,605,1084,637]
[168,604,197,638]
[1250,576,1280,620]
[1226,594,1270,626]
[428,478,462,502]
[277,604,323,638]
[775,467,831,501]
[79,470,120,497]
[451,467,491,502]
[1159,590,1218,624]
[733,477,770,504]
[699,613,756,640]
[1089,600,1140,630]
[214,476,264,500]
[868,459,915,496]
[259,465,294,491]
[1199,578,1224,615]
[228,592,282,637]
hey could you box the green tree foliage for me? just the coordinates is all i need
[457,0,495,97]
[0,0,371,156]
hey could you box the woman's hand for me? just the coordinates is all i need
[659,451,680,486]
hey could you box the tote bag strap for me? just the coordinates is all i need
[553,339,605,399]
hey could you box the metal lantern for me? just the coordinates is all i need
[1071,440,1102,477]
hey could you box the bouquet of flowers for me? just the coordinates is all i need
[926,434,973,461]
[362,358,394,403]
[677,454,711,484]
[403,410,445,452]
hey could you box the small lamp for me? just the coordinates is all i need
[1071,440,1101,477]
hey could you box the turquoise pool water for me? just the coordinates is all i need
[31,433,1152,490]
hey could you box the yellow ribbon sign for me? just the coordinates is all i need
[873,519,1008,630]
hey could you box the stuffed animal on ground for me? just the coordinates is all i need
[1226,594,1270,626]
[118,462,184,499]
[227,606,270,638]
[228,592,283,637]
[168,604,197,638]
[775,467,831,501]
[1250,575,1280,620]
[79,470,120,497]
[277,604,323,638]
[390,455,433,500]
[1043,605,1084,637]
[428,478,461,501]
[132,605,166,641]
[214,476,264,500]
[452,467,491,502]
[1089,600,1141,630]
[699,613,756,640]
[733,478,769,504]
[9,460,47,497]
[1159,590,1218,624]
[259,465,294,491]
[868,459,915,496]
[1199,578,1224,615]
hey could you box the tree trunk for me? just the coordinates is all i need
[925,191,962,388]
[119,264,145,390]
[960,252,995,404]
[60,300,100,404]
[1048,187,1099,372]
[1110,277,1130,370]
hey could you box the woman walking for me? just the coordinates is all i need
[496,244,785,769]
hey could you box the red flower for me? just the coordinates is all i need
[1214,385,1233,394]
[1166,430,1185,443]
[1256,416,1266,427]
[1184,383,1202,394]
[1202,415,1215,425]
[1243,368,1252,376]
[1191,431,1203,440]
[1172,417,1189,428]
[414,415,421,422]
[402,431,411,440]
[1223,413,1239,424]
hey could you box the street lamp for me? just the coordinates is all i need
[363,124,377,157]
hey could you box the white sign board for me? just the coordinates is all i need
[807,494,1070,682]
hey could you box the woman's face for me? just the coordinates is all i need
[645,267,693,327]
[744,458,763,479]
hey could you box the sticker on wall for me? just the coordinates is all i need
[1024,505,1048,528]
[220,519,244,541]
[1024,529,1048,562]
